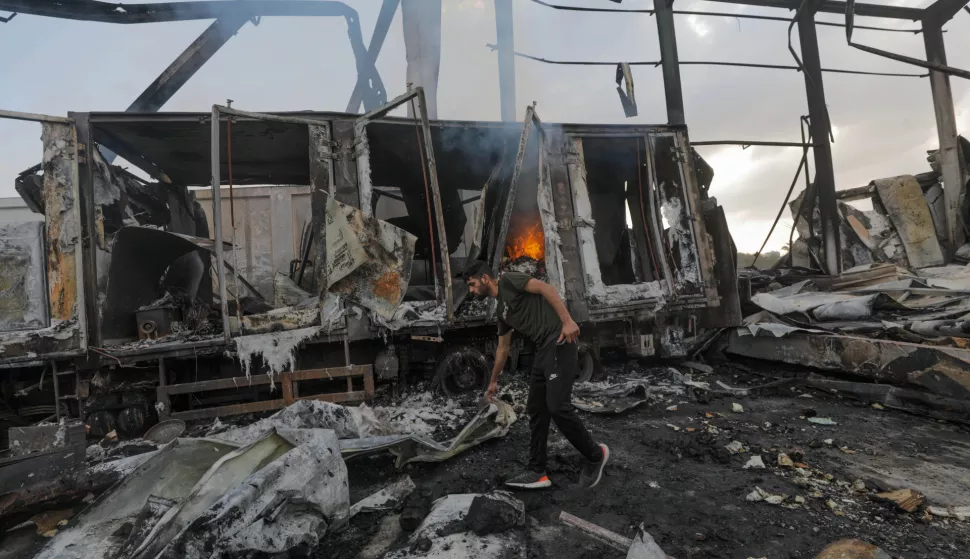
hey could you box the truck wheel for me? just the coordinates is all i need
[577,344,597,383]
[435,346,490,397]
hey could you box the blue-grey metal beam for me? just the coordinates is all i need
[128,15,251,113]
[494,0,516,121]
[655,0,685,126]
[345,0,400,113]
[922,18,968,255]
[797,4,841,275]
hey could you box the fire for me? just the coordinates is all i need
[506,221,545,261]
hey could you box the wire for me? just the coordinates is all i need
[528,0,654,13]
[495,48,927,77]
[526,0,924,33]
[672,9,921,33]
[751,124,812,267]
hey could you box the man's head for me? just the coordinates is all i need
[463,261,499,300]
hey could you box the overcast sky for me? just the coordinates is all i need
[1,0,968,253]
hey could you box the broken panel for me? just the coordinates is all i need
[0,115,86,361]
[354,88,453,319]
[566,133,668,308]
[0,221,49,331]
[487,108,565,295]
[648,132,712,300]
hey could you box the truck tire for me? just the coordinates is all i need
[434,346,490,397]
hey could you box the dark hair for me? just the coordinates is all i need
[462,260,495,282]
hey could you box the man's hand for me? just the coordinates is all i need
[558,319,580,344]
[484,380,498,401]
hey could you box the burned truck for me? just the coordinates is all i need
[0,89,739,440]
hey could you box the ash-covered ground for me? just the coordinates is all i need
[319,360,970,559]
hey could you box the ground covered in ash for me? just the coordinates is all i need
[318,361,970,559]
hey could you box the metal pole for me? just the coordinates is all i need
[923,21,967,257]
[655,0,686,125]
[494,0,516,121]
[797,7,841,275]
[51,361,61,422]
[211,106,232,342]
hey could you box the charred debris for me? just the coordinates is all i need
[3,101,970,557]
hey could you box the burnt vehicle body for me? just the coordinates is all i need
[0,90,739,439]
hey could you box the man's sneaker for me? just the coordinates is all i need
[504,470,552,489]
[578,444,610,488]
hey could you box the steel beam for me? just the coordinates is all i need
[702,0,923,20]
[923,0,970,24]
[923,22,967,256]
[345,0,399,113]
[494,0,516,121]
[797,6,841,275]
[0,1,360,23]
[655,0,685,126]
[210,106,232,343]
[128,16,249,113]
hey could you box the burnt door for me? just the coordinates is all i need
[645,131,717,305]
[485,107,566,295]
[353,88,454,320]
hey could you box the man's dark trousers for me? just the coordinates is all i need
[527,341,602,472]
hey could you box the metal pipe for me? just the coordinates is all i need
[211,106,232,342]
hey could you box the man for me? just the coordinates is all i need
[464,261,609,489]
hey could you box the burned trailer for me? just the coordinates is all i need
[0,92,738,440]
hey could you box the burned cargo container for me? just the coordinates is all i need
[0,90,738,438]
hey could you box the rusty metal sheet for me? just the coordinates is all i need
[0,221,49,331]
[873,175,944,268]
[325,198,416,319]
[42,123,81,323]
[726,329,970,400]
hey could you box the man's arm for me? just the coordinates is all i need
[485,332,512,399]
[524,278,580,343]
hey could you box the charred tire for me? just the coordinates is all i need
[576,344,597,383]
[435,347,490,397]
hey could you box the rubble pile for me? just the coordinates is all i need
[733,140,970,416]
[4,360,970,558]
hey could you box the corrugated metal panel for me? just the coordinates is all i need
[195,186,312,303]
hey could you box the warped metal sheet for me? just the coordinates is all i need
[326,198,416,319]
[873,176,944,269]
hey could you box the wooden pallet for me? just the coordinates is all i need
[157,365,374,422]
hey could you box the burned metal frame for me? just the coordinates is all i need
[0,110,89,362]
[354,87,454,321]
[208,105,335,341]
[508,0,970,275]
[2,0,391,120]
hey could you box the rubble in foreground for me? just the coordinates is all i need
[3,359,970,559]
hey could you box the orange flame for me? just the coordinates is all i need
[506,221,545,261]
